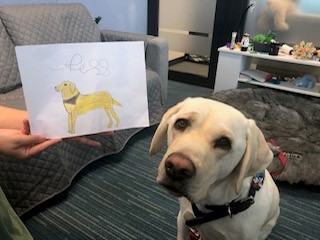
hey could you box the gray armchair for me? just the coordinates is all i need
[0,3,168,216]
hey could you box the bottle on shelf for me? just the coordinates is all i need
[230,32,237,50]
[240,33,250,51]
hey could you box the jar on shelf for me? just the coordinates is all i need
[240,33,250,51]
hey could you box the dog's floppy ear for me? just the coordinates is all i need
[69,82,76,94]
[149,100,185,156]
[235,119,273,194]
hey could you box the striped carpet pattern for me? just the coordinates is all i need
[23,81,320,239]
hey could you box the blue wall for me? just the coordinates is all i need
[0,0,148,34]
[299,0,320,15]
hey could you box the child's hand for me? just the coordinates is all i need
[0,120,61,159]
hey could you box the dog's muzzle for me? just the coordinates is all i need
[157,152,196,198]
[165,152,196,181]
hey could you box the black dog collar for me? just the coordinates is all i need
[63,93,80,105]
[186,171,265,227]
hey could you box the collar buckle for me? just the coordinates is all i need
[240,195,255,204]
[227,196,254,218]
[227,204,232,218]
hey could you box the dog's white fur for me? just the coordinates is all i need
[150,97,279,240]
[258,0,298,31]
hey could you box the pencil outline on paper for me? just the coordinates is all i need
[55,81,122,134]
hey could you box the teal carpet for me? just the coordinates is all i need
[23,81,320,239]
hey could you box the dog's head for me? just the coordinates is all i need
[150,97,273,203]
[55,81,79,100]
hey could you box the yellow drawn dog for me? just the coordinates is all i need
[55,81,122,134]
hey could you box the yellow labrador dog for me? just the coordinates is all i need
[55,81,122,134]
[150,97,279,240]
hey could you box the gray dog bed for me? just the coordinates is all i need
[210,88,320,185]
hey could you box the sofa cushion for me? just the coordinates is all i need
[0,69,165,216]
[0,3,101,45]
[0,19,21,93]
[0,87,25,109]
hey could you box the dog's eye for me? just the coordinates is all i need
[174,118,190,131]
[214,136,231,150]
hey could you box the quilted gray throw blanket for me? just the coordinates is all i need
[210,88,320,186]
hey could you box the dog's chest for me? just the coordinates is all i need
[63,103,75,113]
[180,179,272,240]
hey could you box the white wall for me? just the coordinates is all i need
[159,0,216,58]
[0,0,148,34]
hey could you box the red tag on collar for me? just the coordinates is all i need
[268,139,287,177]
[189,228,203,240]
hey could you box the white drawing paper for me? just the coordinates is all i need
[15,41,149,138]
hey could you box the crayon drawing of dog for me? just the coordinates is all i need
[55,81,122,134]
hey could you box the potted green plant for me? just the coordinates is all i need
[252,30,276,53]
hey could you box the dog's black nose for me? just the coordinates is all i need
[165,153,195,181]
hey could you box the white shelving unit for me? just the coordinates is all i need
[214,46,320,97]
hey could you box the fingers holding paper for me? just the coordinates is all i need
[0,127,61,160]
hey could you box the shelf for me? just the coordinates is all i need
[238,75,320,97]
[219,46,320,67]
[215,46,320,96]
